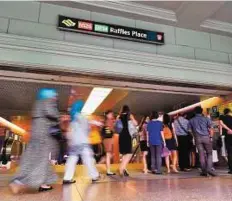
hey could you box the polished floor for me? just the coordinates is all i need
[1,167,232,201]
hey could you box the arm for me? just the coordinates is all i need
[172,123,178,146]
[220,120,232,134]
[130,114,138,126]
[161,131,166,147]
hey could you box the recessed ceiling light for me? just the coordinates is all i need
[81,87,113,115]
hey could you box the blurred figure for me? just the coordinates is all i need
[219,108,232,174]
[10,88,60,194]
[101,110,116,176]
[163,114,178,173]
[139,116,149,174]
[118,105,138,177]
[173,113,191,171]
[147,111,165,174]
[188,106,216,177]
[63,100,100,184]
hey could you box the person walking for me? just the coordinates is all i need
[10,88,60,194]
[163,114,178,173]
[188,106,216,177]
[138,116,149,174]
[101,110,116,176]
[173,113,191,171]
[219,108,232,174]
[147,111,165,174]
[118,105,138,177]
[63,100,100,184]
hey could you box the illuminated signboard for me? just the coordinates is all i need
[58,15,165,45]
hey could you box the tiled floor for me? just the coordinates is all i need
[1,167,232,201]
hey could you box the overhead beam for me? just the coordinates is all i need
[176,1,225,29]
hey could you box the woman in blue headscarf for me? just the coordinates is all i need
[63,100,100,184]
[10,88,60,194]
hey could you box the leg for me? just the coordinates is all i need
[196,137,207,174]
[202,137,213,173]
[177,136,184,170]
[165,156,170,173]
[156,145,162,173]
[106,152,111,173]
[81,146,99,179]
[63,155,79,181]
[150,145,156,171]
[171,151,178,172]
[183,136,190,169]
[142,151,148,173]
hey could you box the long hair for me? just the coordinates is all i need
[139,116,147,132]
[120,105,130,114]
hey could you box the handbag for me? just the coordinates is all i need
[49,124,62,140]
[115,119,123,134]
[128,120,137,136]
[161,146,171,158]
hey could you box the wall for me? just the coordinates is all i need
[0,1,231,64]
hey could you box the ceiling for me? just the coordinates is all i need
[51,1,232,36]
[0,80,200,118]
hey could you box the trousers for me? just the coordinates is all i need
[177,135,191,170]
[225,135,232,171]
[195,135,213,173]
[150,145,162,173]
[63,144,99,180]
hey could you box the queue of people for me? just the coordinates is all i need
[9,88,225,195]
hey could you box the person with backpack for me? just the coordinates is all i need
[163,114,178,173]
[63,100,101,184]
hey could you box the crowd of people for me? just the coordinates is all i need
[9,88,232,194]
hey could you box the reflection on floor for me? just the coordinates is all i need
[1,166,232,201]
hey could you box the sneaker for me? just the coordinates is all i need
[92,175,102,183]
[63,180,76,185]
[207,171,217,177]
[200,172,208,177]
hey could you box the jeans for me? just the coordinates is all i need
[63,144,99,180]
[177,135,191,170]
[150,145,162,173]
[225,135,232,171]
[195,135,213,173]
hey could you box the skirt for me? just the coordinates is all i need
[140,140,148,152]
[165,138,177,151]
[103,138,114,153]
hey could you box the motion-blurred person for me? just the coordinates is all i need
[173,113,191,171]
[188,106,216,177]
[117,105,138,177]
[101,110,116,176]
[63,100,100,184]
[138,116,149,174]
[147,111,165,174]
[10,88,60,194]
[219,108,232,174]
[163,114,178,173]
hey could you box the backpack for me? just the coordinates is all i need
[163,126,172,140]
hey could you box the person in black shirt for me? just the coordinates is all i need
[101,110,116,176]
[220,108,232,174]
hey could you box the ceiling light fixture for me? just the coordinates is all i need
[0,117,26,136]
[81,87,113,115]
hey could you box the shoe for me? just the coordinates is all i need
[63,180,76,185]
[184,168,191,172]
[123,170,129,177]
[228,171,232,174]
[151,171,156,174]
[38,186,53,192]
[207,171,217,177]
[92,176,101,183]
[106,172,116,176]
[200,172,208,177]
[155,172,163,175]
